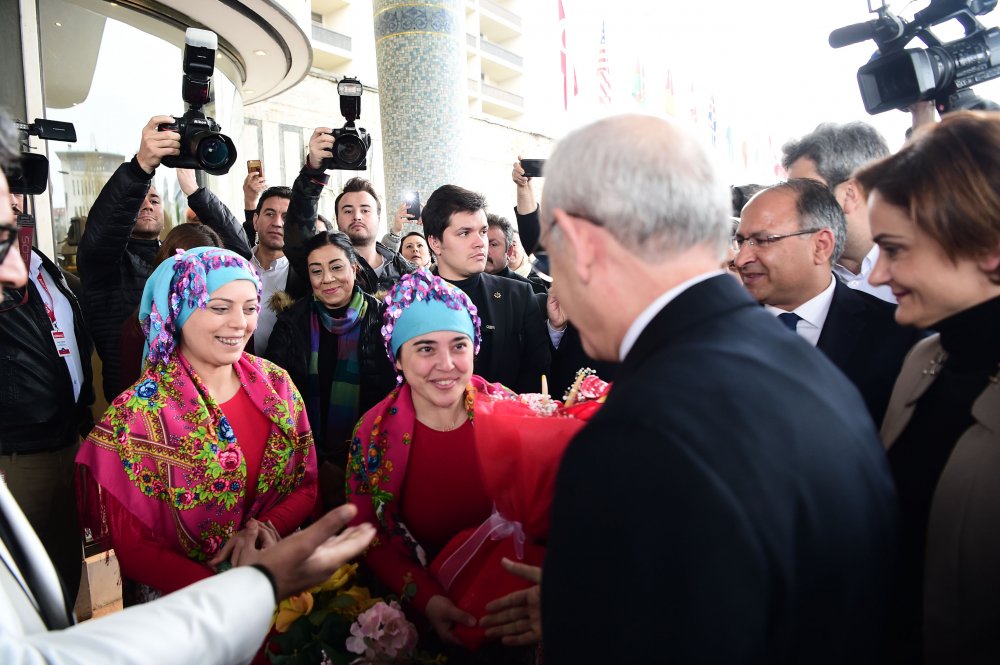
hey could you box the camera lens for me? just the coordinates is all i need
[197,135,231,170]
[335,134,366,167]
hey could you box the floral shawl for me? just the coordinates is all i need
[77,351,316,562]
[346,375,511,562]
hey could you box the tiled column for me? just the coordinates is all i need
[373,0,467,218]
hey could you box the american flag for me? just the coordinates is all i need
[597,21,611,106]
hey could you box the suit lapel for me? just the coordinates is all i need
[816,280,865,368]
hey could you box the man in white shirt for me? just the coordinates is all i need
[248,186,291,352]
[734,179,923,426]
[782,121,895,303]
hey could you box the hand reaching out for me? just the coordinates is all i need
[480,559,543,646]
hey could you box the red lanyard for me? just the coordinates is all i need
[35,270,58,328]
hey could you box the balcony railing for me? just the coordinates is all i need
[480,0,522,28]
[312,23,352,51]
[480,39,522,67]
[467,33,478,48]
[482,83,523,107]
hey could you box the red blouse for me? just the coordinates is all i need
[363,419,493,612]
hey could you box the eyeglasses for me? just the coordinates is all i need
[731,227,823,252]
[0,224,17,264]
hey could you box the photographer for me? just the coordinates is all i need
[285,128,415,295]
[77,115,178,401]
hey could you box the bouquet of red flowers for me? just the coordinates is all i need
[429,370,611,649]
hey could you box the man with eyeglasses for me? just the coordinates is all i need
[782,122,895,302]
[0,129,92,599]
[734,179,923,426]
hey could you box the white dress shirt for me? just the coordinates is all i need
[250,247,290,354]
[28,253,83,401]
[834,244,896,303]
[765,274,836,347]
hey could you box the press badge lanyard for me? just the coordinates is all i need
[35,270,72,357]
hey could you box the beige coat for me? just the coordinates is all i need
[881,334,1000,664]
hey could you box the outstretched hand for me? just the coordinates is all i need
[512,155,531,187]
[255,504,375,599]
[479,558,543,646]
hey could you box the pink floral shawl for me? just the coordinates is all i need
[77,352,316,561]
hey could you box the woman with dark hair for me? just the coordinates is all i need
[855,110,1000,663]
[119,224,225,389]
[400,230,432,268]
[264,231,395,507]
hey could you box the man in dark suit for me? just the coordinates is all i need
[734,179,922,426]
[483,115,899,664]
[422,185,550,394]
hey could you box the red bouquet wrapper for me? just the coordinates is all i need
[429,520,545,650]
[426,377,609,650]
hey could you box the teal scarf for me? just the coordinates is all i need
[308,287,367,462]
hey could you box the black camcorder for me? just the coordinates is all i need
[159,28,237,175]
[831,1,1000,114]
[8,119,77,195]
[322,77,372,171]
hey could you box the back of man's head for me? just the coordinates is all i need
[422,185,487,242]
[255,185,292,215]
[335,177,382,216]
[782,122,889,188]
[542,114,730,262]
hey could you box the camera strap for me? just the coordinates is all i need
[12,212,34,307]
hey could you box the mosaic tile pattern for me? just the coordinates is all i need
[373,0,469,216]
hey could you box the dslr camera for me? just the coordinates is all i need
[158,28,237,175]
[830,0,1000,114]
[322,77,372,171]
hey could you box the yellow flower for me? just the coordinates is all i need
[309,563,357,593]
[274,592,314,633]
[334,585,380,617]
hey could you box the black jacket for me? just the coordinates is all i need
[543,275,898,664]
[445,272,551,394]
[77,157,159,401]
[0,250,94,452]
[496,265,547,295]
[262,293,396,448]
[285,164,415,295]
[817,279,926,427]
[186,186,253,261]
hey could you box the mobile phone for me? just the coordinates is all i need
[405,191,421,219]
[247,159,263,178]
[520,158,546,178]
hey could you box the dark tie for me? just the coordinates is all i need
[778,312,802,333]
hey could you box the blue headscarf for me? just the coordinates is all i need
[382,268,480,367]
[140,246,261,364]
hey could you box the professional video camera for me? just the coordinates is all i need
[158,28,237,175]
[8,118,76,195]
[830,0,1000,114]
[322,77,372,171]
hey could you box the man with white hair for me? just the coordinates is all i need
[536,115,898,663]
